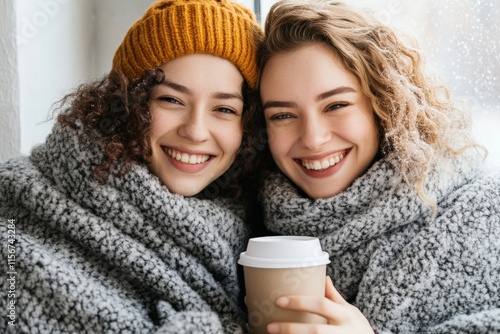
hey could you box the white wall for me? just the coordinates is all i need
[16,0,95,155]
[93,0,156,78]
[13,0,157,157]
[0,0,20,161]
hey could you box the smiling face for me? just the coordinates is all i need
[260,43,379,199]
[148,54,244,196]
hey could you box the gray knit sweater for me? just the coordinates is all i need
[0,122,249,333]
[260,155,500,333]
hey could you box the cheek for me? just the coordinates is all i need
[361,115,380,146]
[150,109,181,142]
[348,116,379,155]
[368,124,380,150]
[221,123,244,156]
[149,110,165,141]
[267,127,292,158]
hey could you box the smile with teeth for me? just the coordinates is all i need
[301,152,345,170]
[165,148,210,164]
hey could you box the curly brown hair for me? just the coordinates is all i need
[255,0,486,208]
[57,68,261,199]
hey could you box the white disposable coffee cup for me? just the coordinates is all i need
[239,236,331,334]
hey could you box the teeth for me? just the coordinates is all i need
[166,148,210,165]
[302,153,345,170]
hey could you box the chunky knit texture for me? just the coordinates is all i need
[260,155,500,333]
[0,122,250,333]
[112,0,263,88]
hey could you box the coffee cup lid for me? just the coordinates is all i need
[238,236,330,269]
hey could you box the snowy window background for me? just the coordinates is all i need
[259,0,500,167]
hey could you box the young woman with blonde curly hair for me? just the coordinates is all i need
[251,0,500,333]
[0,0,263,332]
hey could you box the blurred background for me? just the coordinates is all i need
[1,0,498,167]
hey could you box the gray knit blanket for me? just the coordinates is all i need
[261,155,500,333]
[0,122,250,333]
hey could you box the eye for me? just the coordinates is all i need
[215,107,238,115]
[326,103,349,112]
[158,96,182,105]
[269,113,295,121]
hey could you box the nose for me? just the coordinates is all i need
[299,112,332,150]
[177,106,210,143]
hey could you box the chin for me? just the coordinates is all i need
[175,189,201,197]
[303,183,346,199]
[160,179,203,197]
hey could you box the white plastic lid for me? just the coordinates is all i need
[238,236,330,269]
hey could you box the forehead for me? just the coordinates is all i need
[260,43,360,99]
[159,54,244,89]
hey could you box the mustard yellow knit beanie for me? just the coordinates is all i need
[112,0,263,89]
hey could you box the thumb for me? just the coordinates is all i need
[325,275,348,305]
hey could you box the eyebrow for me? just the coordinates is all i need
[212,92,244,102]
[262,101,298,109]
[160,80,243,102]
[161,80,190,94]
[263,86,356,110]
[317,86,357,101]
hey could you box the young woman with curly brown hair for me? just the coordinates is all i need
[0,0,263,332]
[249,1,500,333]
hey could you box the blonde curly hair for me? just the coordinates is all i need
[258,0,485,207]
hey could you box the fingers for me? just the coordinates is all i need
[325,276,348,305]
[268,322,337,334]
[325,276,335,299]
[270,277,374,334]
[275,295,343,323]
[272,277,350,325]
[273,276,347,320]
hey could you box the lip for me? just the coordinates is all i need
[294,148,348,162]
[162,146,214,173]
[294,149,350,178]
[164,145,213,156]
